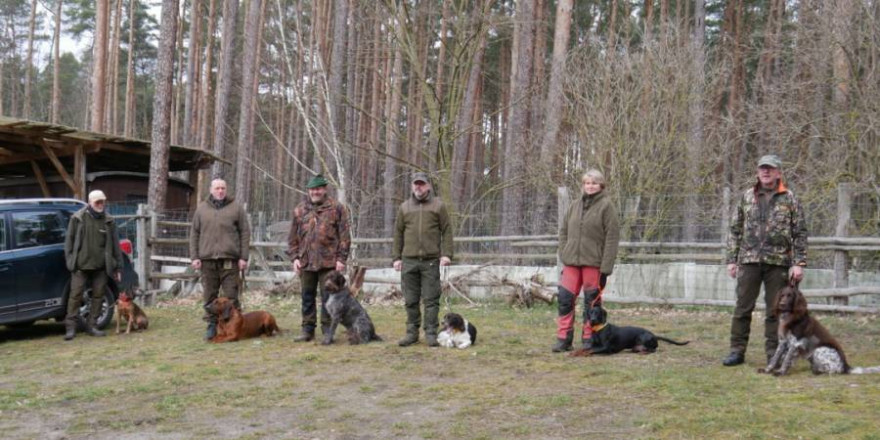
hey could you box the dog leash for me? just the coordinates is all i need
[441,264,451,312]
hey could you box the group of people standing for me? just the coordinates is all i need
[188,172,452,347]
[553,155,807,365]
[64,154,807,366]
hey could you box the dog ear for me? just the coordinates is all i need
[793,288,809,317]
[221,301,233,321]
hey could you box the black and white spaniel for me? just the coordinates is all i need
[438,313,477,349]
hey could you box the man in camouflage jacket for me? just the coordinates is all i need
[722,155,808,367]
[287,174,351,342]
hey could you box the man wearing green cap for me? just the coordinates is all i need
[722,154,808,366]
[392,172,453,347]
[287,174,351,342]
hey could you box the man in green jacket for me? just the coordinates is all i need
[63,190,122,341]
[190,178,251,340]
[722,155,807,366]
[392,172,453,347]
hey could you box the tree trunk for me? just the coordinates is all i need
[211,0,239,178]
[198,0,217,149]
[501,0,535,236]
[148,0,180,210]
[539,0,572,181]
[329,0,348,143]
[607,0,618,50]
[124,0,137,137]
[234,0,263,205]
[107,0,124,134]
[23,0,37,119]
[51,0,63,124]
[383,42,403,237]
[184,0,203,146]
[451,23,488,210]
[685,0,705,242]
[92,0,111,132]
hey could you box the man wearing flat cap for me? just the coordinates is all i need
[63,190,123,340]
[287,174,351,342]
[190,178,251,340]
[722,154,808,366]
[392,172,453,347]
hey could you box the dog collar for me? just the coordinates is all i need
[591,323,606,332]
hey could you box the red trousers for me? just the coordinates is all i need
[556,265,601,340]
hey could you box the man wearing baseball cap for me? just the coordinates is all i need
[62,190,123,340]
[287,174,351,342]
[722,154,808,366]
[392,172,453,347]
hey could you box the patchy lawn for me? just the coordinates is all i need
[2,294,880,440]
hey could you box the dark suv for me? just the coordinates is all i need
[0,199,136,330]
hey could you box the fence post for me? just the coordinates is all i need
[557,187,570,271]
[720,187,731,258]
[135,204,151,305]
[832,183,852,305]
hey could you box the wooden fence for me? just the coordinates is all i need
[132,183,880,310]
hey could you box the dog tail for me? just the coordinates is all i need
[656,336,690,346]
[850,366,880,374]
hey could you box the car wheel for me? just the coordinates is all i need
[76,287,116,331]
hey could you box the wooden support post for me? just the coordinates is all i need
[556,186,570,270]
[187,170,199,213]
[30,160,51,197]
[39,141,77,196]
[73,144,86,199]
[832,183,852,306]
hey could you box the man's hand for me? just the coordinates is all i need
[439,257,451,266]
[727,263,737,279]
[293,259,302,274]
[336,261,346,272]
[238,259,248,271]
[790,265,804,283]
[393,260,402,272]
[191,259,202,270]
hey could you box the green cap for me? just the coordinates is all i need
[411,172,430,184]
[757,155,782,169]
[306,174,329,189]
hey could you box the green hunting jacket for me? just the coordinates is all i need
[392,192,453,261]
[190,196,251,262]
[64,207,122,277]
[726,179,808,267]
[558,190,620,275]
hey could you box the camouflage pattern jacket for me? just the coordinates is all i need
[286,197,351,272]
[726,180,808,267]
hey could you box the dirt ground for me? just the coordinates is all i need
[2,296,880,439]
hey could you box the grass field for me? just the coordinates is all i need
[2,293,880,440]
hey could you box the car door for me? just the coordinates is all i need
[0,213,17,321]
[10,209,68,321]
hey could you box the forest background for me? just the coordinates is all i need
[1,0,879,251]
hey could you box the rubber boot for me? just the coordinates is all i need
[293,330,314,342]
[63,320,76,341]
[398,331,419,347]
[552,330,574,352]
[205,322,218,341]
[426,333,439,347]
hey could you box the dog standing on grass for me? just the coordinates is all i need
[438,313,477,349]
[322,270,382,345]
[116,291,148,334]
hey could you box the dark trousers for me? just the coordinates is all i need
[201,259,241,321]
[401,257,441,337]
[66,269,108,327]
[729,263,789,356]
[300,269,332,334]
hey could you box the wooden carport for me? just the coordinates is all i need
[0,116,225,201]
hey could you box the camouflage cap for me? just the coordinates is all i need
[411,172,430,184]
[306,174,329,189]
[757,154,782,169]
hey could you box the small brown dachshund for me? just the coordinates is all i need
[207,297,280,343]
[116,291,149,334]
